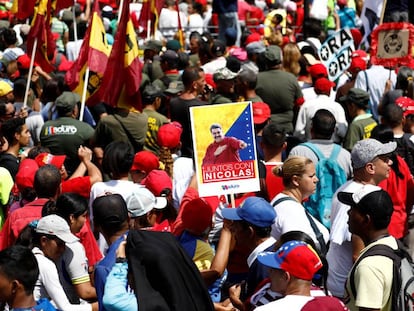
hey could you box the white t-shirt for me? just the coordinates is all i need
[326,180,363,298]
[57,242,90,304]
[33,247,92,311]
[270,193,329,249]
[293,94,348,143]
[255,295,314,310]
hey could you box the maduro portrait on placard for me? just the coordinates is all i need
[190,102,260,197]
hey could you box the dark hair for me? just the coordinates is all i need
[209,123,222,132]
[262,123,286,148]
[92,193,128,236]
[370,124,403,179]
[381,104,403,128]
[226,56,241,73]
[102,141,134,179]
[311,109,336,139]
[40,78,63,103]
[177,52,190,71]
[34,165,61,198]
[0,245,39,295]
[12,79,27,99]
[181,67,201,89]
[396,66,414,96]
[27,146,51,159]
[1,117,25,145]
[53,193,88,223]
[238,69,257,90]
[2,28,17,46]
[239,220,271,238]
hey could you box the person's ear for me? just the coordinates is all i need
[40,235,48,246]
[291,174,300,187]
[69,214,75,225]
[365,162,376,175]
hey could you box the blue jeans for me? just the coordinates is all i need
[218,12,241,46]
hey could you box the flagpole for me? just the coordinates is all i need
[73,2,78,42]
[379,0,388,24]
[23,38,37,109]
[118,0,125,23]
[147,0,151,39]
[79,66,90,121]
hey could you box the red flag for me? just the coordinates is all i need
[27,0,56,73]
[65,0,111,105]
[139,0,162,37]
[11,0,36,19]
[98,0,143,110]
[55,0,75,12]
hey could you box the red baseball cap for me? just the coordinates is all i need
[245,33,262,45]
[131,151,159,173]
[157,122,183,149]
[351,49,369,62]
[308,63,328,79]
[15,159,39,191]
[314,77,335,93]
[257,240,322,281]
[141,169,172,197]
[35,153,66,170]
[396,96,414,116]
[181,198,213,236]
[349,57,367,74]
[252,102,271,125]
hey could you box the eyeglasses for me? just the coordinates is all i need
[373,154,392,163]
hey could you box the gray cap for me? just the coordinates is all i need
[351,138,397,169]
[340,88,370,106]
[264,45,282,63]
[143,40,163,53]
[55,91,80,113]
[246,41,266,55]
[213,67,237,82]
[35,215,79,244]
[125,185,167,218]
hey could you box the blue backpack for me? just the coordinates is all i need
[302,142,347,229]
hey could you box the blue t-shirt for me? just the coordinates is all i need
[95,234,127,311]
[212,0,237,14]
[12,298,57,311]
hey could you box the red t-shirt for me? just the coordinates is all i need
[379,155,414,239]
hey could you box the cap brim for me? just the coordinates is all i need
[380,142,397,155]
[339,95,349,103]
[257,251,282,269]
[56,232,79,244]
[337,192,355,206]
[221,208,243,221]
[165,88,181,94]
[154,197,167,209]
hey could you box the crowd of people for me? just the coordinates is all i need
[0,0,412,310]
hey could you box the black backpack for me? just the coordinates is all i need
[349,240,414,311]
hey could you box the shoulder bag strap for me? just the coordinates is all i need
[112,114,142,152]
[305,210,327,255]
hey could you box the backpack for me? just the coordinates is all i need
[349,240,414,311]
[302,142,347,229]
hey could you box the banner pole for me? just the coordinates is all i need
[23,38,38,109]
[379,0,388,25]
[79,66,90,122]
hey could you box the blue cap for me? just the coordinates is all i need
[221,197,276,227]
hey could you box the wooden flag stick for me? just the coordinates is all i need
[79,66,90,122]
[23,37,37,109]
